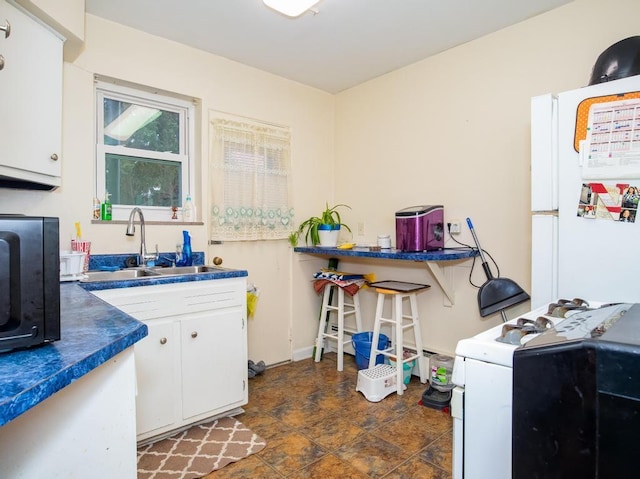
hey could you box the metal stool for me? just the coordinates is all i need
[314,282,363,371]
[368,281,430,395]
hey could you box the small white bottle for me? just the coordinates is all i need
[377,234,391,249]
[92,197,101,220]
[182,195,196,222]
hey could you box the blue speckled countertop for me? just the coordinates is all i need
[294,246,477,261]
[0,257,249,428]
[0,283,147,427]
[79,267,248,291]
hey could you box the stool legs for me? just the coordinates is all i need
[314,284,334,362]
[409,293,428,383]
[314,284,362,371]
[368,289,429,395]
[368,292,386,369]
[393,294,405,393]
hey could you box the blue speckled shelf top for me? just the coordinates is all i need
[294,246,477,261]
[0,283,148,427]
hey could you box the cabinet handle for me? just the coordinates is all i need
[160,337,167,345]
[50,153,59,161]
[0,20,10,39]
[0,54,4,71]
[191,331,198,338]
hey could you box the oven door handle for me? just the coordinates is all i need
[451,386,464,479]
[451,386,464,419]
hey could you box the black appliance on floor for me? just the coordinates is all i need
[512,303,640,479]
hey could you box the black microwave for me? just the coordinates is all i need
[0,215,60,352]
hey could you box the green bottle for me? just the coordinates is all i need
[101,192,112,221]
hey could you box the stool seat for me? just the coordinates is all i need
[366,281,430,397]
[314,281,363,371]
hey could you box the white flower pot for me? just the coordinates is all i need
[318,224,340,247]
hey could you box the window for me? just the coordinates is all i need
[209,115,294,241]
[95,78,195,221]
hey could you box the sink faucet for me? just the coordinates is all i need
[126,207,158,266]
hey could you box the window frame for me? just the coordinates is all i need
[95,78,196,222]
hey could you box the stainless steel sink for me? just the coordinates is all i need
[153,265,227,275]
[80,265,227,282]
[81,268,161,282]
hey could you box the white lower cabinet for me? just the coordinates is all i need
[135,318,180,435]
[92,277,248,442]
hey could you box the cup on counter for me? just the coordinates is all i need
[377,234,392,249]
[71,239,91,272]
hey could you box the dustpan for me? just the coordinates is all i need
[466,218,530,322]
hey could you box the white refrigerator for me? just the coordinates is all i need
[531,74,640,309]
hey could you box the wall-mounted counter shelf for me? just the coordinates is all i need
[294,246,478,305]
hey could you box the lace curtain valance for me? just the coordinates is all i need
[209,117,294,241]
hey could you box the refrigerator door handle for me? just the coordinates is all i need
[531,214,558,309]
[531,94,559,212]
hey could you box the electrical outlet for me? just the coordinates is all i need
[357,221,365,236]
[450,220,461,234]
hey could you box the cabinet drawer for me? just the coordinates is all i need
[92,278,245,320]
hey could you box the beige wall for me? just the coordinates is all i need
[324,0,640,355]
[0,13,335,366]
[15,0,84,58]
[1,0,638,363]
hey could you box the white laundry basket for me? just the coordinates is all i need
[356,364,406,402]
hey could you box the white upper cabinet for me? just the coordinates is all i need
[0,0,63,189]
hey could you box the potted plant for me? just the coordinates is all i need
[289,203,352,247]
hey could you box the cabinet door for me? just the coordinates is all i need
[181,307,247,420]
[135,319,180,436]
[0,1,62,186]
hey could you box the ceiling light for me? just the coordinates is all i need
[263,0,321,17]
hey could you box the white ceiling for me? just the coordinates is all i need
[85,0,571,94]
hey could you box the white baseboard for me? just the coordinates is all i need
[292,346,314,362]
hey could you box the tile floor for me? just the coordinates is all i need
[205,353,453,478]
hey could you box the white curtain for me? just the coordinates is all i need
[209,117,294,241]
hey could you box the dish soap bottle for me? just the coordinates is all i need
[176,230,193,266]
[182,195,195,222]
[101,192,112,221]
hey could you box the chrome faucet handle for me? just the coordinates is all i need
[142,245,159,263]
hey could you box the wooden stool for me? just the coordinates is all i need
[314,282,363,371]
[368,281,430,395]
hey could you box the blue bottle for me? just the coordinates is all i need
[177,230,193,266]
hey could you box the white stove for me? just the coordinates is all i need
[450,298,613,479]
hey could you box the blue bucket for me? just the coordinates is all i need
[352,332,389,370]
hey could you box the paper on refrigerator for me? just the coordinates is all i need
[581,97,640,179]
